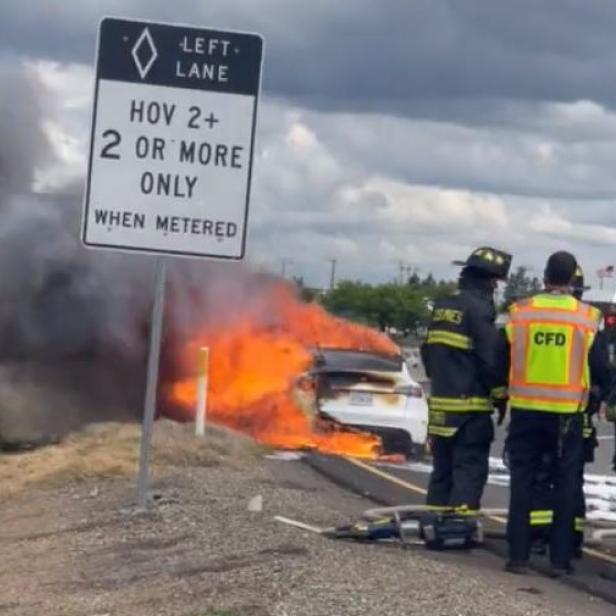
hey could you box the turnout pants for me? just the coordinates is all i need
[507,411,583,567]
[529,453,554,542]
[530,420,596,551]
[427,413,494,511]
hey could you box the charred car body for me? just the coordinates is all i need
[308,348,428,458]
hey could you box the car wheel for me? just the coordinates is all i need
[387,432,423,461]
[409,441,427,461]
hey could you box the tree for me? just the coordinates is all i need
[407,271,422,287]
[503,266,541,308]
[422,273,436,287]
[323,280,434,335]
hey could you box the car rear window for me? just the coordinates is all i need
[314,350,403,372]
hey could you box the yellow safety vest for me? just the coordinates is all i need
[505,294,600,414]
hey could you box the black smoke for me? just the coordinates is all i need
[0,61,152,446]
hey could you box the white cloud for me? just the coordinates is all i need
[529,204,616,245]
[20,59,616,289]
[31,60,93,110]
[338,178,509,229]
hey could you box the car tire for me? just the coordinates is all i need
[388,432,425,461]
[409,441,427,461]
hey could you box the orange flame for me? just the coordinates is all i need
[166,283,399,458]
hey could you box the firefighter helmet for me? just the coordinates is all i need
[571,265,590,299]
[452,247,512,280]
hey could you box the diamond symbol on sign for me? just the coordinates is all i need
[131,28,158,79]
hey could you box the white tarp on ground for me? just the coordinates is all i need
[378,457,616,523]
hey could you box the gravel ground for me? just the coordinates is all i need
[0,455,613,616]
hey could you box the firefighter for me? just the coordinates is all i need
[527,266,603,557]
[502,252,610,576]
[571,266,603,556]
[421,246,512,514]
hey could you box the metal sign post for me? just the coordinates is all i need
[82,17,263,508]
[136,258,167,509]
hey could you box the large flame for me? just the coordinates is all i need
[166,283,399,458]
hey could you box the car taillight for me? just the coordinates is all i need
[394,385,424,397]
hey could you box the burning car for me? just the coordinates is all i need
[308,348,428,458]
[167,278,413,458]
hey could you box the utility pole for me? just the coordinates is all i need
[328,258,337,290]
[404,263,412,282]
[398,260,412,285]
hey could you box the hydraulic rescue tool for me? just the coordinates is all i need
[276,505,507,550]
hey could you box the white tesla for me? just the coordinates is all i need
[310,348,428,458]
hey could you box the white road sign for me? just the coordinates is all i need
[82,18,263,259]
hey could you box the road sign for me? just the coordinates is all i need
[82,17,263,259]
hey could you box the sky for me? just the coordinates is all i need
[3,1,616,289]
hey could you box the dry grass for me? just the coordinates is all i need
[0,419,263,496]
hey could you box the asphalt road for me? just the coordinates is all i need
[274,455,616,616]
[306,453,616,607]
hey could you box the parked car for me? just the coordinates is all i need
[309,348,428,458]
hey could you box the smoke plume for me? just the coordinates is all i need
[0,61,155,445]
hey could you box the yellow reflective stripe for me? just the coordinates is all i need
[508,385,586,402]
[513,310,597,329]
[583,415,593,438]
[491,386,507,400]
[530,293,577,310]
[424,505,479,515]
[510,323,527,383]
[452,505,480,516]
[430,396,492,406]
[428,425,457,437]
[569,327,589,387]
[575,517,585,532]
[430,396,492,412]
[530,510,553,526]
[512,294,599,330]
[505,322,513,342]
[426,330,473,350]
[510,398,581,413]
